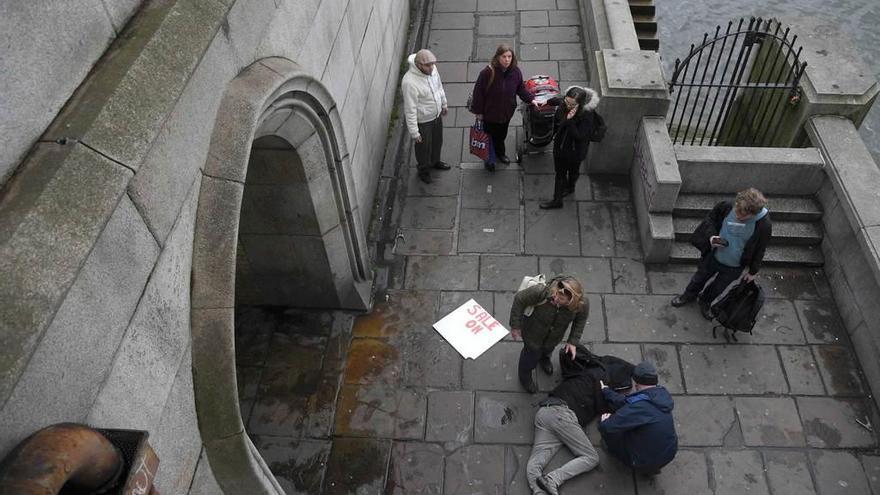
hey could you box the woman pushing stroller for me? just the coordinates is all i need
[539,86,600,209]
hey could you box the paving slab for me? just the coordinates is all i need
[549,42,584,60]
[762,450,817,495]
[517,0,557,9]
[252,437,330,495]
[636,449,711,495]
[344,337,402,385]
[681,344,788,394]
[461,169,520,209]
[399,196,458,229]
[426,391,474,442]
[543,447,635,493]
[386,442,444,495]
[611,258,648,294]
[478,14,516,35]
[428,29,475,61]
[559,60,587,80]
[477,0,516,11]
[520,150,555,174]
[247,394,309,437]
[444,82,473,107]
[474,391,538,443]
[480,254,539,290]
[394,229,455,255]
[520,10,548,26]
[778,345,826,395]
[439,290,495,317]
[334,384,426,439]
[523,173,591,201]
[549,9,580,25]
[354,290,438,338]
[459,208,520,253]
[463,340,524,391]
[402,334,463,388]
[590,175,631,201]
[810,450,872,495]
[444,444,506,494]
[442,125,464,165]
[539,256,612,293]
[324,437,391,495]
[709,449,770,495]
[503,445,532,495]
[407,167,462,197]
[642,344,684,393]
[673,396,736,446]
[610,202,638,242]
[405,255,480,290]
[606,294,721,343]
[432,13,476,30]
[646,270,694,296]
[796,300,848,344]
[589,342,642,366]
[813,345,865,396]
[524,200,581,255]
[798,397,877,448]
[749,299,807,344]
[579,202,615,257]
[862,455,880,494]
[518,60,560,79]
[495,292,516,332]
[435,0,478,12]
[759,267,821,300]
[519,43,549,60]
[734,397,805,447]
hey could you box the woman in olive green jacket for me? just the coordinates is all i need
[509,275,588,393]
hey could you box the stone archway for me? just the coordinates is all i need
[190,58,371,493]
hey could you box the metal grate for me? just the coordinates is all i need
[667,17,808,146]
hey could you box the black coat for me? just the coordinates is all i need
[547,97,594,163]
[691,200,772,275]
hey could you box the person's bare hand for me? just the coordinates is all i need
[441,107,448,117]
[742,272,756,283]
[510,328,521,340]
[415,135,423,144]
[531,100,541,109]
[564,343,577,359]
[567,108,577,119]
[600,413,611,422]
[475,114,483,120]
[599,380,608,389]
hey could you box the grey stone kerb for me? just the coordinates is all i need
[190,57,370,494]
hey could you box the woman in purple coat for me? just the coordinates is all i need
[470,44,539,171]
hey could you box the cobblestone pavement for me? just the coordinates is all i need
[237,1,880,493]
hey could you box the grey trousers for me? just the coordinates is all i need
[527,405,600,493]
[415,116,443,172]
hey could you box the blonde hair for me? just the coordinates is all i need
[552,277,584,312]
[735,188,767,215]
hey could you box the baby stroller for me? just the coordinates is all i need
[516,75,560,162]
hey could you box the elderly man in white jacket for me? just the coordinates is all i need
[401,49,450,184]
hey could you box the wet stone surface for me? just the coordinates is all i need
[232,1,878,492]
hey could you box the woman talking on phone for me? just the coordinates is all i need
[539,86,600,209]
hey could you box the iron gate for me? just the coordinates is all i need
[667,17,808,146]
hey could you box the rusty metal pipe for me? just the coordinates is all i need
[0,423,123,495]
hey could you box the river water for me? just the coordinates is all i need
[656,0,880,163]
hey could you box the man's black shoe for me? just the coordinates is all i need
[700,301,715,321]
[539,200,563,209]
[561,187,574,197]
[536,475,560,495]
[498,154,511,164]
[539,358,554,375]
[670,294,694,307]
[484,161,496,172]
[418,172,432,184]
[433,161,451,170]
[521,377,538,394]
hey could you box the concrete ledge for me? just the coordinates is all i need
[675,146,824,194]
[634,117,680,212]
[602,0,640,50]
[0,142,131,406]
[204,432,283,495]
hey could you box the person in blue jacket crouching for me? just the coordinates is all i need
[598,361,678,475]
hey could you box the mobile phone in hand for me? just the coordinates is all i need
[717,237,729,246]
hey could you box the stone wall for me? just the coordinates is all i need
[806,115,880,413]
[0,0,409,492]
[0,0,143,185]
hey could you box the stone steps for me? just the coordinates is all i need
[673,193,823,221]
[673,216,823,246]
[629,0,659,51]
[670,241,825,266]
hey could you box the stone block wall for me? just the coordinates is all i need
[0,0,143,185]
[631,117,678,262]
[0,1,410,492]
[807,115,880,413]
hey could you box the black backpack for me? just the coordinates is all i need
[710,280,764,341]
[590,111,607,142]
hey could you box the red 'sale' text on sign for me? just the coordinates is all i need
[465,303,500,335]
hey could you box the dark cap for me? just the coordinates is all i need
[633,361,658,386]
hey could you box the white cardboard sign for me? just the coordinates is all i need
[433,299,509,359]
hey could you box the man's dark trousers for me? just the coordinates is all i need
[683,254,741,305]
[415,117,443,172]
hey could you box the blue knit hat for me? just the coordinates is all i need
[633,361,658,385]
